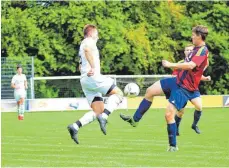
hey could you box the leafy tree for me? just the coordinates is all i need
[1,1,228,96]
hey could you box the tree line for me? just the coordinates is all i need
[1,1,229,95]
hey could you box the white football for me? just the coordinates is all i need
[124,83,140,97]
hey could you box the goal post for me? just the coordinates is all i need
[33,75,172,98]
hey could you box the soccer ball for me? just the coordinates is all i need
[124,83,140,97]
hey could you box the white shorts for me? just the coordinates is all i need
[14,90,26,102]
[80,75,115,105]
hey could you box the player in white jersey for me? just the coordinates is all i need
[67,24,124,144]
[11,64,28,120]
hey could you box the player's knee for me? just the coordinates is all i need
[111,86,123,97]
[93,109,102,116]
[165,111,173,121]
[145,87,154,99]
[145,82,162,99]
[91,100,104,115]
[116,87,124,97]
[18,99,23,105]
[195,105,202,111]
[112,87,123,103]
[165,104,176,121]
[177,111,184,118]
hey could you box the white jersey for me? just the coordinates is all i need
[79,37,101,76]
[11,74,27,93]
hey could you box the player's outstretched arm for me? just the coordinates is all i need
[162,60,196,70]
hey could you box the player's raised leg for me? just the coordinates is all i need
[175,108,184,136]
[97,85,123,135]
[120,80,163,126]
[67,95,104,144]
[190,97,202,134]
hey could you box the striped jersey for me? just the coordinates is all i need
[176,45,209,91]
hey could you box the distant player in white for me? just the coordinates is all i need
[67,24,124,144]
[11,64,28,120]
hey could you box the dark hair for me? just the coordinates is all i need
[192,25,208,41]
[83,24,97,37]
[17,64,22,69]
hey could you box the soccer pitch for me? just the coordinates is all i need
[2,108,229,167]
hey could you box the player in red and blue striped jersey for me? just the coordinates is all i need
[172,44,211,136]
[120,25,209,152]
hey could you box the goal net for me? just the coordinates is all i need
[1,57,34,99]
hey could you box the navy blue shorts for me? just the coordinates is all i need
[160,77,200,111]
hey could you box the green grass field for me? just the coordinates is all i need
[1,108,229,167]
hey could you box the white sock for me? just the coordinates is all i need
[19,104,23,116]
[78,111,96,127]
[101,113,108,120]
[17,104,20,115]
[72,123,79,130]
[21,103,25,115]
[103,94,123,118]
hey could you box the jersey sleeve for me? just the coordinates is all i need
[192,47,208,67]
[83,38,96,50]
[172,69,179,76]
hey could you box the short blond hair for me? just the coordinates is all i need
[83,24,97,37]
[185,44,194,49]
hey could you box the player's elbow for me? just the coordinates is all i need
[188,62,196,70]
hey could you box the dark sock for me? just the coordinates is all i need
[167,123,177,147]
[133,98,152,122]
[192,110,202,126]
[75,120,82,128]
[104,109,111,116]
[175,115,182,129]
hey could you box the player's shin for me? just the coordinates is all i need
[166,103,177,148]
[21,102,25,115]
[167,123,177,147]
[133,98,152,122]
[192,110,202,126]
[17,103,20,115]
[72,111,96,131]
[175,115,182,127]
[19,104,23,116]
[101,94,123,119]
[175,111,183,127]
